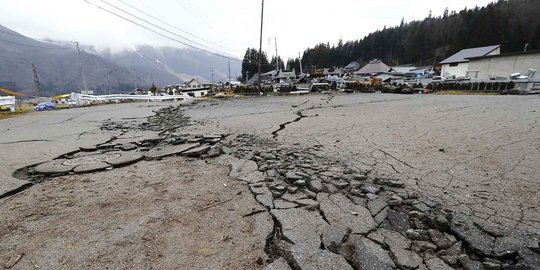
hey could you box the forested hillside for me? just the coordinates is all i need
[300,0,540,69]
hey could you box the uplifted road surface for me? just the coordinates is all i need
[1,94,539,270]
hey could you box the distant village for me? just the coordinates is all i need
[2,44,539,112]
[145,44,539,98]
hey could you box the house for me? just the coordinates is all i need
[185,79,204,89]
[343,61,361,73]
[355,59,391,76]
[181,78,209,97]
[440,45,500,78]
[247,70,278,85]
[465,50,540,80]
[276,69,297,80]
[163,78,210,97]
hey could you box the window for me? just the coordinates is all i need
[449,63,459,67]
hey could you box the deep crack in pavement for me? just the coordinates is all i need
[271,111,308,139]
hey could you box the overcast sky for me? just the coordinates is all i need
[0,0,494,61]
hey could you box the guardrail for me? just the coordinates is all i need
[71,93,190,103]
[0,96,15,112]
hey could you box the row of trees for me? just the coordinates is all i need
[241,48,288,82]
[301,0,540,68]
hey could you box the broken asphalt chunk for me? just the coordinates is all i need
[144,143,200,159]
[317,193,376,234]
[450,214,495,256]
[33,159,76,175]
[342,235,396,270]
[182,144,211,157]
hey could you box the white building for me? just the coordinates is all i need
[163,79,209,98]
[440,45,500,78]
[180,79,209,97]
[466,50,540,80]
[185,79,204,89]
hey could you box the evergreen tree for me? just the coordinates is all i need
[241,48,271,82]
[149,84,157,96]
[286,58,302,74]
[301,0,540,68]
[270,56,285,70]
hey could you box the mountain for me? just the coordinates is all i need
[102,46,240,86]
[0,24,148,95]
[0,24,240,96]
[300,0,540,68]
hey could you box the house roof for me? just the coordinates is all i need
[467,49,540,60]
[410,66,433,72]
[390,66,417,73]
[355,59,391,74]
[440,45,500,64]
[186,78,201,85]
[344,61,361,70]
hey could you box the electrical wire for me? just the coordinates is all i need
[114,0,240,55]
[84,0,240,61]
[174,0,197,17]
[182,0,217,26]
[172,0,238,45]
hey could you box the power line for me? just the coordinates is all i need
[182,0,217,26]
[172,0,234,42]
[114,0,240,55]
[97,0,237,58]
[82,0,240,61]
[174,0,197,17]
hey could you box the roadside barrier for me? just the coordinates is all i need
[0,96,15,112]
[70,93,190,103]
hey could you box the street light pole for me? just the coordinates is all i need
[257,0,265,91]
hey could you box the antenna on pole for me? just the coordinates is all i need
[299,52,303,75]
[257,0,265,91]
[31,63,41,98]
[75,42,89,94]
[275,37,279,71]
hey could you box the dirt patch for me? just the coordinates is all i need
[0,157,272,269]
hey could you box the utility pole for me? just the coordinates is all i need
[275,37,279,71]
[212,68,215,84]
[31,63,41,98]
[106,72,111,95]
[228,61,231,83]
[257,0,265,91]
[75,42,89,94]
[299,52,303,75]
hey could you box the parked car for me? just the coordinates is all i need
[34,102,55,111]
[67,99,78,107]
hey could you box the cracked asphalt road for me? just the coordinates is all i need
[182,94,540,232]
[0,102,174,196]
[1,93,539,269]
